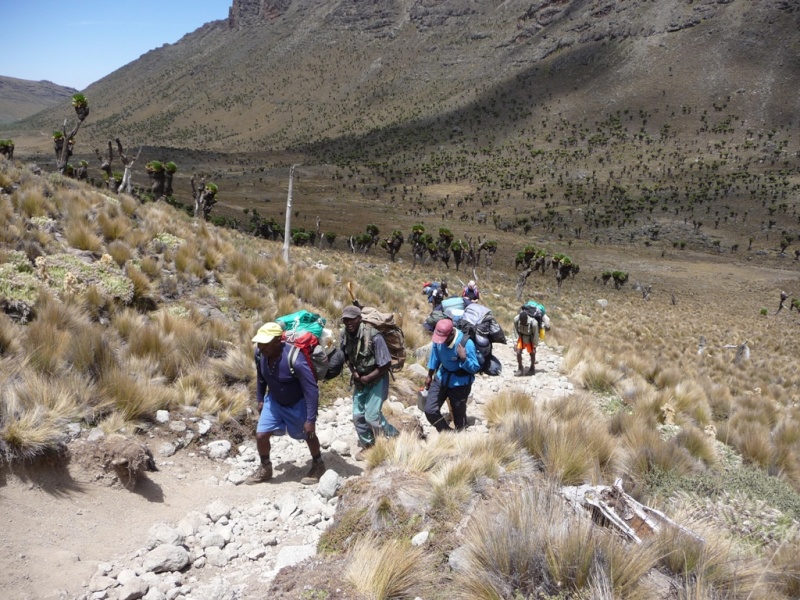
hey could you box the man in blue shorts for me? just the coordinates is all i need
[245,322,325,485]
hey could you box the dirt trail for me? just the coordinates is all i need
[0,338,569,600]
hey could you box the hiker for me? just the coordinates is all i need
[341,305,399,459]
[424,318,481,432]
[462,280,480,302]
[246,322,326,485]
[513,310,538,376]
[778,290,788,313]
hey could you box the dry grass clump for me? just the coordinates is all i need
[66,321,119,380]
[459,482,660,599]
[229,281,269,311]
[346,535,433,600]
[0,406,65,461]
[365,432,535,518]
[209,346,254,385]
[97,210,131,242]
[99,368,176,421]
[578,359,621,394]
[22,317,72,375]
[483,390,535,426]
[196,385,249,421]
[12,184,54,218]
[488,392,621,485]
[65,219,103,252]
[0,311,20,356]
[0,368,97,460]
[674,426,719,467]
[657,513,773,599]
[107,240,132,266]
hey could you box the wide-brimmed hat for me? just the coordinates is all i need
[431,318,454,343]
[252,322,283,344]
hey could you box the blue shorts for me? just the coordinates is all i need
[257,394,307,440]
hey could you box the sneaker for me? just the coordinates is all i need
[528,366,536,375]
[245,462,272,485]
[300,458,325,485]
[513,369,524,377]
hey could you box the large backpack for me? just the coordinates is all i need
[276,310,326,338]
[455,322,500,376]
[282,330,330,381]
[360,306,406,372]
[462,303,506,344]
[275,311,339,381]
[521,300,546,328]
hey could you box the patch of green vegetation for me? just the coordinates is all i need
[43,254,134,303]
[29,216,57,230]
[166,305,190,318]
[657,423,681,440]
[1,250,32,272]
[317,506,370,555]
[299,590,330,600]
[597,392,628,416]
[646,465,800,520]
[150,232,184,252]
[0,264,40,303]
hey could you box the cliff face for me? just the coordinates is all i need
[7,0,800,153]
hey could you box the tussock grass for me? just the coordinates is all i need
[209,346,255,385]
[658,513,773,599]
[483,390,535,426]
[23,318,71,375]
[0,312,20,356]
[460,482,659,599]
[675,426,719,467]
[138,256,160,279]
[579,359,621,394]
[774,540,800,597]
[13,184,54,218]
[230,282,268,311]
[732,420,774,469]
[97,211,131,242]
[107,240,132,266]
[197,386,249,420]
[65,220,103,252]
[0,406,65,461]
[100,368,176,421]
[125,263,153,306]
[66,321,118,380]
[346,535,433,600]
[111,307,143,341]
[82,284,111,321]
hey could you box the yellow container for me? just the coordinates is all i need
[539,328,545,341]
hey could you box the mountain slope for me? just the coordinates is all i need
[7,0,800,154]
[0,76,77,124]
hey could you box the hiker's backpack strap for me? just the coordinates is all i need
[287,344,300,378]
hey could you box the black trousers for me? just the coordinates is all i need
[425,376,471,432]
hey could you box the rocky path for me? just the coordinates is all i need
[1,340,572,600]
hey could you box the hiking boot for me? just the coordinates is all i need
[300,458,325,485]
[354,446,374,461]
[527,366,536,376]
[245,462,272,485]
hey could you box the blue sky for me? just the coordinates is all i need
[3,0,231,90]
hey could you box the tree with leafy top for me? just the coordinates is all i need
[55,94,89,174]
